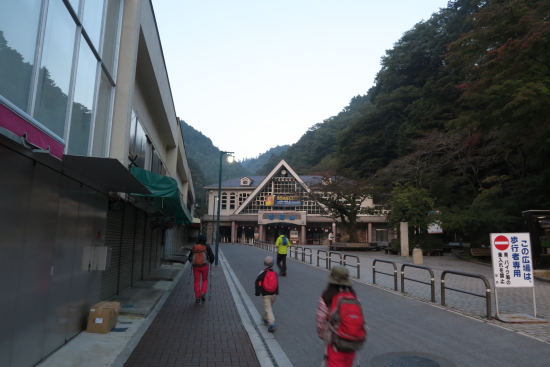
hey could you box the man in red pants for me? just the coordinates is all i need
[188,234,215,303]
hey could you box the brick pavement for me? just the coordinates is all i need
[123,265,260,367]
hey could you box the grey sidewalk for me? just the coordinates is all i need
[223,243,550,366]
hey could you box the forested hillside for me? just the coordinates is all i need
[257,93,374,175]
[179,120,251,216]
[257,0,550,246]
[239,145,290,174]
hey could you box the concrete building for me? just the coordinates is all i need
[202,159,390,245]
[0,1,194,366]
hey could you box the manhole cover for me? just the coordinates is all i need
[388,355,440,367]
[371,352,456,367]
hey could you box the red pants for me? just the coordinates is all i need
[326,345,356,367]
[193,265,209,298]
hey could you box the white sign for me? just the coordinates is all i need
[490,233,534,288]
[427,222,443,234]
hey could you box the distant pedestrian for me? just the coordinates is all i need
[188,234,215,303]
[316,265,367,367]
[275,230,291,276]
[328,231,335,247]
[255,256,279,332]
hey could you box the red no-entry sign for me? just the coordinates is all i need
[494,235,509,251]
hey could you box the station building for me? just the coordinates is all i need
[202,160,391,245]
[0,1,195,366]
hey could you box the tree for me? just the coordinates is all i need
[306,171,372,243]
[385,183,436,248]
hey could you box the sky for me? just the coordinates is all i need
[152,0,451,161]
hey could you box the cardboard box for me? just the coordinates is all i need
[86,301,120,334]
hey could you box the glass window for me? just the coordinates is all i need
[34,0,76,138]
[82,0,105,51]
[0,0,42,111]
[67,37,98,155]
[91,70,112,157]
[66,0,81,14]
[151,148,163,174]
[128,113,146,168]
[101,0,120,76]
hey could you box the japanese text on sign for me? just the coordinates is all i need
[490,233,533,288]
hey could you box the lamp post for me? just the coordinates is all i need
[210,196,218,247]
[215,151,234,265]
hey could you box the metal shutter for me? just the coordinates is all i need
[143,215,152,275]
[101,200,125,300]
[132,209,146,285]
[118,204,137,293]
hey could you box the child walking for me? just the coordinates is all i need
[255,256,279,332]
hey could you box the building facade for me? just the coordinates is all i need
[0,1,194,366]
[202,160,391,245]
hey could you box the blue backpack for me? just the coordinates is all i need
[282,236,287,246]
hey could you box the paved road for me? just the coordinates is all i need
[299,246,550,340]
[222,243,550,367]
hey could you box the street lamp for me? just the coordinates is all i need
[210,196,218,247]
[215,151,234,265]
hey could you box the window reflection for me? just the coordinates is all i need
[83,0,105,51]
[66,0,81,14]
[129,112,146,168]
[101,0,121,76]
[68,37,98,155]
[92,70,113,157]
[34,0,76,138]
[0,0,42,111]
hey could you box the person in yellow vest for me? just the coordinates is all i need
[275,230,291,276]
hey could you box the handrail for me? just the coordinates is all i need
[328,251,342,270]
[303,248,312,264]
[343,254,360,278]
[441,270,492,320]
[372,259,398,291]
[294,246,303,260]
[317,250,328,269]
[401,264,435,302]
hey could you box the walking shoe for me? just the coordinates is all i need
[201,293,206,301]
[262,318,269,325]
[195,297,200,303]
[268,323,276,332]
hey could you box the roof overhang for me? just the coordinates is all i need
[63,155,152,195]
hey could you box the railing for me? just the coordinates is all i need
[372,259,398,291]
[343,254,360,278]
[401,264,435,302]
[317,250,328,269]
[303,248,312,264]
[328,251,342,270]
[441,270,492,320]
[293,246,303,260]
[242,242,492,320]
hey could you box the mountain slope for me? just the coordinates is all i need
[239,145,290,174]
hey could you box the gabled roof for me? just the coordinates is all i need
[204,176,265,189]
[234,159,312,214]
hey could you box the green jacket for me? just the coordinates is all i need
[275,235,290,254]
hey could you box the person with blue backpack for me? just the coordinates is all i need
[275,230,291,276]
[255,256,279,332]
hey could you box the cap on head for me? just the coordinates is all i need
[264,256,274,268]
[197,234,207,244]
[278,230,284,236]
[328,265,352,287]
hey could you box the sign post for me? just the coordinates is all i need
[490,233,546,323]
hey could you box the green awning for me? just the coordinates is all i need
[130,166,193,224]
